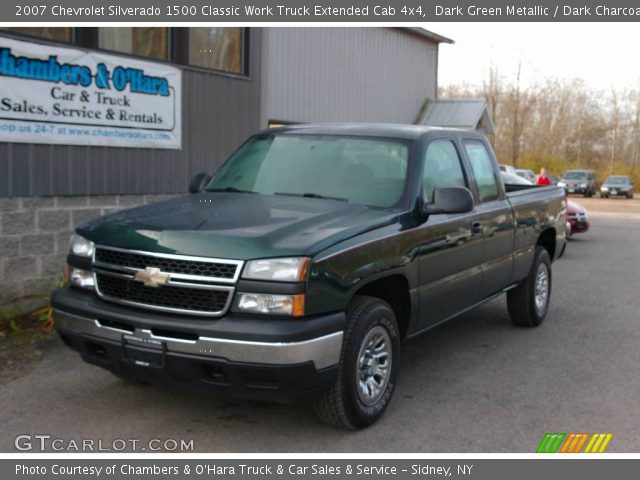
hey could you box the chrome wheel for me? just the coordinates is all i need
[356,325,392,406]
[534,263,549,315]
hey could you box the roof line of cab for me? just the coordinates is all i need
[259,123,483,141]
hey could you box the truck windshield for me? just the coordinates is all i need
[207,134,409,208]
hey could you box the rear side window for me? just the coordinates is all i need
[423,140,467,202]
[464,141,499,202]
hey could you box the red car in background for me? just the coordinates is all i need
[566,199,590,237]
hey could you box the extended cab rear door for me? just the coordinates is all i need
[460,138,515,299]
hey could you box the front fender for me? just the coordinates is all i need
[305,217,420,316]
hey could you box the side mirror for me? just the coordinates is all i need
[422,187,474,216]
[189,172,211,193]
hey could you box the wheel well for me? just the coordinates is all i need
[354,275,411,339]
[537,228,556,259]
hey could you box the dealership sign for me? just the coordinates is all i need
[0,36,181,149]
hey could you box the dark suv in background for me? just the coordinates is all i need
[558,169,597,197]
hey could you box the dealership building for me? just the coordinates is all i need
[0,26,452,312]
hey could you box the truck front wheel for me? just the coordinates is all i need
[507,246,552,327]
[313,296,400,430]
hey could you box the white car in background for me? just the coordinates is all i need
[516,169,537,183]
[499,164,517,175]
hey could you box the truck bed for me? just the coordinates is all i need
[504,184,567,282]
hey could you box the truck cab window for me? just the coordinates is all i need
[464,141,499,202]
[423,140,467,202]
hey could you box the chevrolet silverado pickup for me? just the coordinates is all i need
[53,124,567,429]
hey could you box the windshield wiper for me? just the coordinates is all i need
[209,187,258,194]
[275,192,348,202]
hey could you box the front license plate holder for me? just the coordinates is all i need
[123,334,165,368]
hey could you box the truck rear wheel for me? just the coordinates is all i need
[313,296,400,430]
[507,246,552,327]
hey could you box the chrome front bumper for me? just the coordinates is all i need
[54,309,343,370]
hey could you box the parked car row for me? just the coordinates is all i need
[500,165,635,199]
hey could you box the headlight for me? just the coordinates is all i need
[242,257,310,282]
[235,293,305,316]
[580,183,587,188]
[64,266,95,290]
[558,181,566,187]
[601,186,609,191]
[69,233,95,258]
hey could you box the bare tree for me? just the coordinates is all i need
[439,69,640,184]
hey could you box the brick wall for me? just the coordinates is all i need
[0,194,176,314]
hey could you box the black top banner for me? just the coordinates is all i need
[5,0,640,22]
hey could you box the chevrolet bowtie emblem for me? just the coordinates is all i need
[133,267,170,288]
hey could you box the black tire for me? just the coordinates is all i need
[507,246,552,327]
[313,296,400,430]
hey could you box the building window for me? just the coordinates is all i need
[98,28,169,61]
[1,27,71,43]
[188,28,243,74]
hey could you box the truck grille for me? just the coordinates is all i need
[96,274,230,314]
[95,248,238,280]
[92,246,242,316]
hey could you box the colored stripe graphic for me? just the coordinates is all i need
[584,433,613,453]
[537,433,613,453]
[537,433,566,453]
[559,433,589,453]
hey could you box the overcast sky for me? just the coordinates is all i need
[428,23,640,92]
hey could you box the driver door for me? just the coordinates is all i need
[416,139,484,330]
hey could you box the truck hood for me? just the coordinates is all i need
[77,192,399,260]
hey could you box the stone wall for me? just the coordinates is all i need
[0,194,176,314]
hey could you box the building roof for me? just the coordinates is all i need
[418,99,495,134]
[400,27,454,44]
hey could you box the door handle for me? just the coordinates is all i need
[471,221,483,235]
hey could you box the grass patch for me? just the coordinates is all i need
[0,306,57,384]
[0,306,54,338]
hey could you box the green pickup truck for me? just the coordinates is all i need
[53,124,567,429]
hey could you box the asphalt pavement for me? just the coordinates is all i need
[1,197,639,452]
